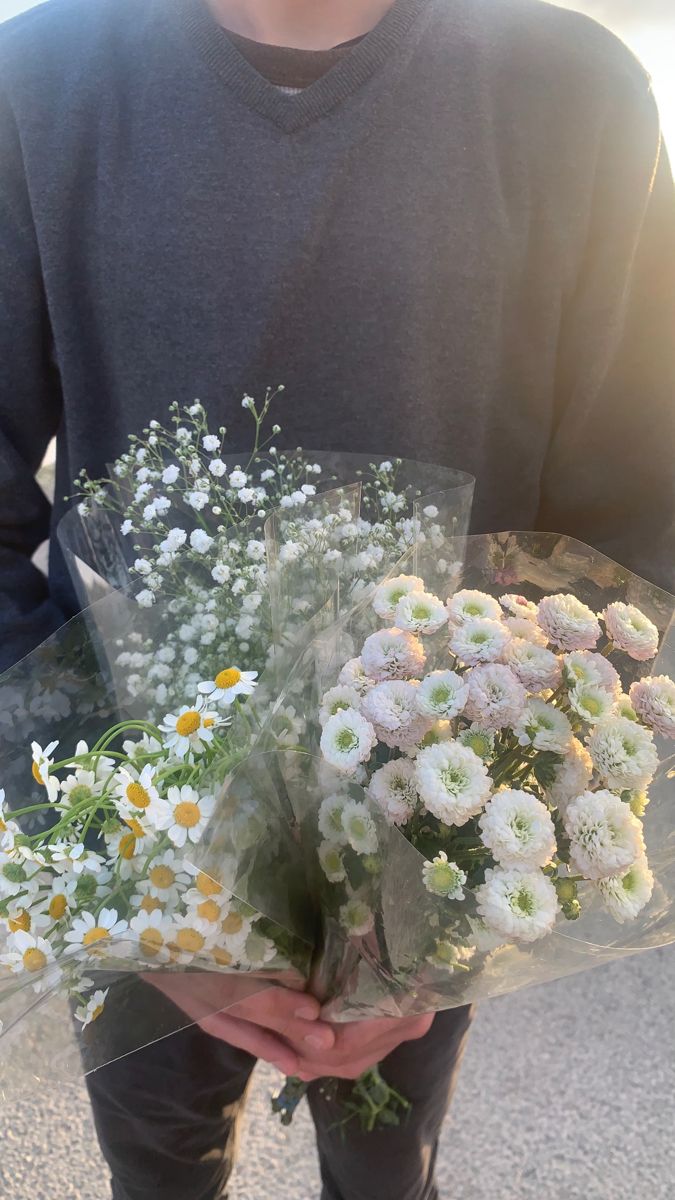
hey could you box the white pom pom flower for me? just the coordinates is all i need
[319,685,363,727]
[504,617,548,646]
[564,790,645,880]
[361,628,426,681]
[568,683,617,725]
[447,589,502,626]
[340,899,375,937]
[372,574,425,620]
[368,759,419,826]
[362,680,430,751]
[464,663,527,731]
[476,868,560,943]
[629,675,675,739]
[395,590,448,635]
[320,708,378,774]
[338,657,374,696]
[596,855,654,923]
[341,801,378,855]
[544,737,594,812]
[318,841,347,882]
[450,617,510,666]
[479,789,557,869]
[416,670,469,720]
[499,594,538,620]
[603,602,659,661]
[536,594,601,652]
[503,639,562,692]
[415,742,492,826]
[318,794,349,844]
[422,852,467,900]
[563,651,621,695]
[587,717,658,792]
[513,698,573,754]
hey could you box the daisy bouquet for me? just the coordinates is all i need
[0,393,475,1096]
[247,532,675,1127]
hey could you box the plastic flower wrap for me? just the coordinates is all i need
[189,532,675,1126]
[0,395,475,1099]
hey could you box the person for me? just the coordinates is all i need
[0,0,674,1197]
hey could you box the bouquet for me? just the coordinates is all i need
[0,392,474,1097]
[188,532,675,1127]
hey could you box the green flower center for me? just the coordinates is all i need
[511,885,536,917]
[440,767,469,795]
[336,728,358,752]
[67,785,92,806]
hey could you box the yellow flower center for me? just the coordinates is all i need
[49,895,68,920]
[196,871,222,898]
[174,801,201,829]
[221,913,243,935]
[118,833,137,861]
[140,895,164,914]
[139,928,164,956]
[9,910,31,933]
[124,817,145,839]
[215,668,241,690]
[176,711,201,737]
[89,1003,105,1023]
[126,782,151,809]
[0,817,6,831]
[23,947,47,972]
[212,946,233,967]
[197,899,221,923]
[204,717,216,728]
[32,761,45,786]
[174,928,205,954]
[83,926,110,947]
[149,865,175,890]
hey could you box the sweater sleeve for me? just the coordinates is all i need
[536,68,675,593]
[0,85,65,671]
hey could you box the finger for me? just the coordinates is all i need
[199,1013,300,1076]
[230,986,322,1024]
[330,1013,433,1060]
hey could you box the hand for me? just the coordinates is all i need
[293,1012,434,1082]
[144,972,337,1075]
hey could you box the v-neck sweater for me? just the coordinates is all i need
[0,0,674,667]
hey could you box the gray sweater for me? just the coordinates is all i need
[1,0,674,669]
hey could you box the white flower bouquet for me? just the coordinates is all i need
[0,394,475,1097]
[209,531,675,1127]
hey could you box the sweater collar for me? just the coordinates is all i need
[173,0,432,132]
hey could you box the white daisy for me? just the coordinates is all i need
[503,640,562,693]
[479,789,557,869]
[320,708,378,774]
[50,843,106,876]
[30,740,60,802]
[74,988,109,1028]
[168,914,218,964]
[198,667,258,705]
[596,855,654,923]
[319,685,363,727]
[564,790,645,880]
[629,676,675,739]
[238,929,278,970]
[544,737,594,812]
[341,801,378,855]
[372,574,425,620]
[476,868,560,943]
[64,908,129,955]
[149,786,215,848]
[587,717,658,792]
[318,841,347,882]
[38,876,79,923]
[0,931,61,993]
[536,594,601,652]
[395,590,448,636]
[0,791,20,852]
[449,617,510,666]
[422,852,467,899]
[113,764,160,821]
[447,589,502,626]
[514,698,573,754]
[368,759,419,826]
[603,602,659,661]
[416,670,468,720]
[361,628,426,681]
[340,899,375,937]
[415,741,492,827]
[142,849,190,902]
[158,698,220,758]
[464,664,527,732]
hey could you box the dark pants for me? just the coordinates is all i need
[85,984,474,1200]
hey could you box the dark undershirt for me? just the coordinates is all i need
[227,32,364,90]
